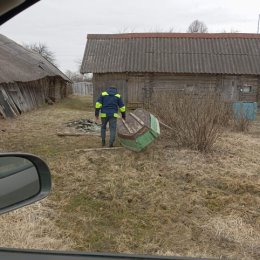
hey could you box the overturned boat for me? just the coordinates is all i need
[117,108,160,152]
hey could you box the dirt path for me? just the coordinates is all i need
[0,96,260,260]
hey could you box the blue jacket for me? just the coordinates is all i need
[95,87,126,119]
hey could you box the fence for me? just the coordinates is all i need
[72,82,93,96]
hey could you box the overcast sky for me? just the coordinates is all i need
[0,0,259,73]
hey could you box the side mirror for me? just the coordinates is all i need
[0,153,51,215]
[0,0,41,25]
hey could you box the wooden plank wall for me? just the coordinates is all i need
[0,77,71,118]
[93,73,219,106]
[0,86,20,118]
[143,74,218,108]
[238,76,259,102]
[257,77,260,105]
[92,73,260,109]
[127,76,144,104]
[216,75,259,103]
[148,74,217,97]
[93,73,128,105]
[150,74,217,91]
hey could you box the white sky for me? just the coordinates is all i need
[0,0,259,73]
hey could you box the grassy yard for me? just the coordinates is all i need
[0,95,259,259]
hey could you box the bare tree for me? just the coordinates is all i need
[187,20,208,33]
[168,27,176,33]
[65,70,85,82]
[23,42,58,66]
[117,27,136,33]
[222,29,240,33]
[65,70,74,80]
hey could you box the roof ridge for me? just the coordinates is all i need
[87,33,260,40]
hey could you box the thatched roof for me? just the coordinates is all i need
[0,34,70,83]
[81,33,260,75]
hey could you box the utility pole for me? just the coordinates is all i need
[257,14,260,34]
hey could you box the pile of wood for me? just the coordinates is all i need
[66,118,100,133]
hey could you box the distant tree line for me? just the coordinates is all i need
[118,20,239,34]
[65,70,92,83]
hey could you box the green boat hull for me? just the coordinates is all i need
[118,114,160,152]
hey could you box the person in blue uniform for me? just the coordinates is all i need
[95,87,126,147]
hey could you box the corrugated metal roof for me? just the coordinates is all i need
[81,33,260,75]
[0,34,70,83]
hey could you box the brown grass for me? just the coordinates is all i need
[231,117,251,132]
[204,215,260,259]
[0,202,74,250]
[0,95,260,259]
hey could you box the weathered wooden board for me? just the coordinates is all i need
[92,73,260,108]
[117,108,151,140]
[75,147,124,152]
[0,77,72,118]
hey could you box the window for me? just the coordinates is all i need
[240,85,252,93]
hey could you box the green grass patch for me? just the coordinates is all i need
[57,193,155,252]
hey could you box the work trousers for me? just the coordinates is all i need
[101,116,117,145]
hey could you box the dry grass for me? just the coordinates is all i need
[0,95,260,259]
[231,117,251,132]
[204,215,260,259]
[0,202,74,250]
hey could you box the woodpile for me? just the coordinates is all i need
[66,118,101,133]
[57,118,101,137]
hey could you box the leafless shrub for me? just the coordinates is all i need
[151,91,230,152]
[231,117,251,132]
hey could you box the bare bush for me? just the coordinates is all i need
[231,117,251,132]
[151,91,230,152]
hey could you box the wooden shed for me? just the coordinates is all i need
[0,34,72,118]
[81,33,260,108]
